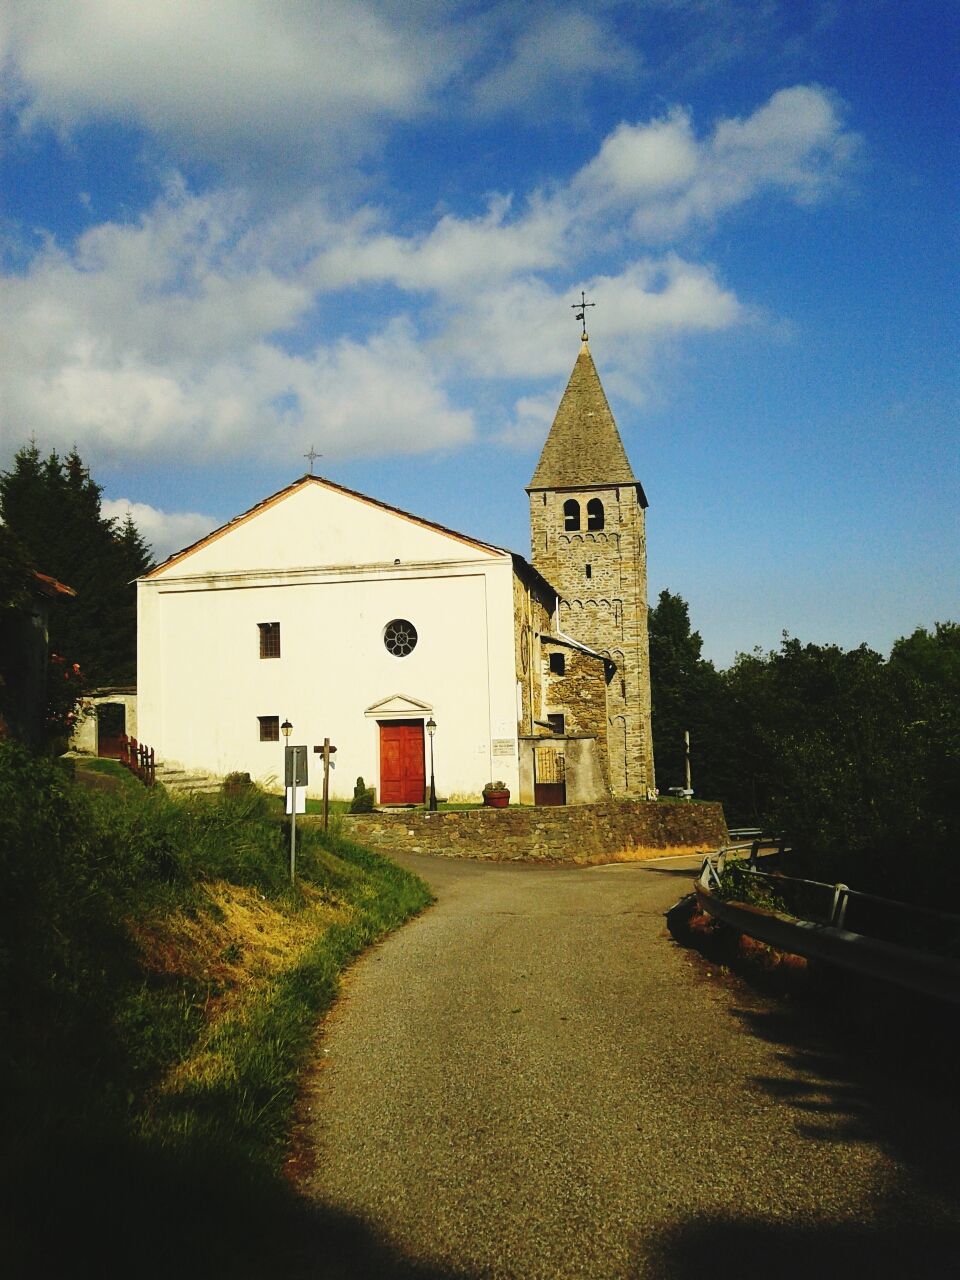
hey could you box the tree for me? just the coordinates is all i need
[0,444,153,685]
[0,526,83,751]
[647,590,727,801]
[887,623,960,882]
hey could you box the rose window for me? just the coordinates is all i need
[384,619,418,657]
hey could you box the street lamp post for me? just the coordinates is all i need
[426,716,437,811]
[281,718,295,881]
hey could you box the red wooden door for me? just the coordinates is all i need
[379,720,426,804]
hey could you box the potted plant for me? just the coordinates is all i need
[223,770,252,799]
[482,780,510,808]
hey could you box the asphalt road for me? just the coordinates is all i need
[292,854,960,1279]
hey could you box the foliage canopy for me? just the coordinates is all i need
[0,443,153,685]
[649,597,959,905]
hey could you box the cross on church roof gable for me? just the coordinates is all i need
[143,474,509,579]
[527,340,640,494]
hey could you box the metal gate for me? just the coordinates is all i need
[534,747,566,806]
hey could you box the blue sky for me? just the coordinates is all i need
[1,0,957,665]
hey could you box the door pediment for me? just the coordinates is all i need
[365,693,433,719]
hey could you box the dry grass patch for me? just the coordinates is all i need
[131,881,349,993]
[573,843,710,866]
[129,881,354,1095]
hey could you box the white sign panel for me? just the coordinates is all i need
[285,787,306,814]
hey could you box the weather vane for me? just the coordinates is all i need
[304,446,321,475]
[571,290,595,340]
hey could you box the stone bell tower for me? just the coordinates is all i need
[527,335,655,796]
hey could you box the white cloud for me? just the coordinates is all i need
[495,392,559,450]
[0,184,473,462]
[312,194,567,292]
[579,109,700,198]
[2,0,454,166]
[310,85,857,299]
[573,86,858,238]
[471,9,639,116]
[0,85,857,465]
[101,497,217,563]
[441,257,745,379]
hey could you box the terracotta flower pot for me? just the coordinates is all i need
[483,789,510,808]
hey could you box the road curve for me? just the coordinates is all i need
[293,854,959,1279]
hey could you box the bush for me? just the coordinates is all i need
[350,775,375,813]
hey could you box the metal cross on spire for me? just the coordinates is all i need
[304,446,321,474]
[571,290,596,340]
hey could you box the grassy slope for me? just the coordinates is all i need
[0,748,432,1277]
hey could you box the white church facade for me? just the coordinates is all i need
[137,339,655,803]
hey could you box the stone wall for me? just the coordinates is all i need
[70,688,138,755]
[339,799,726,864]
[512,563,554,736]
[541,640,610,780]
[529,484,655,797]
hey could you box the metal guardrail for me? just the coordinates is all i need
[695,840,960,1007]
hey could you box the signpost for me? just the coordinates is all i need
[284,743,308,882]
[313,739,337,830]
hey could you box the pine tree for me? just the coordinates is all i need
[0,444,154,685]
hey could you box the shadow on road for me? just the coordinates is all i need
[4,1133,478,1280]
[631,863,702,878]
[662,900,960,1276]
[641,1215,959,1279]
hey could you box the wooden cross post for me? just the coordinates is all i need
[314,740,337,830]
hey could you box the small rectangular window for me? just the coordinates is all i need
[546,713,565,735]
[549,652,566,676]
[585,563,592,579]
[258,715,279,742]
[258,622,281,659]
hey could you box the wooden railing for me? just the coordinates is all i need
[118,735,156,787]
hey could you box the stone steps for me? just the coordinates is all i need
[155,763,222,794]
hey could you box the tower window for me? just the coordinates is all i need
[587,498,605,531]
[585,563,592,579]
[546,713,565,735]
[258,622,281,659]
[549,653,566,676]
[563,499,580,531]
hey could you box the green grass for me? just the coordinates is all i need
[0,741,432,1275]
[71,752,145,794]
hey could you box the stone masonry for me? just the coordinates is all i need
[340,800,726,864]
[527,338,655,796]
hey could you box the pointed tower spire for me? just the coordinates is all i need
[526,334,655,797]
[527,340,640,493]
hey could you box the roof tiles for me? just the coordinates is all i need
[528,340,637,490]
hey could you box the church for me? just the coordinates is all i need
[136,336,655,804]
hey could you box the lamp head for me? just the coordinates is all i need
[426,716,437,737]
[281,718,293,739]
